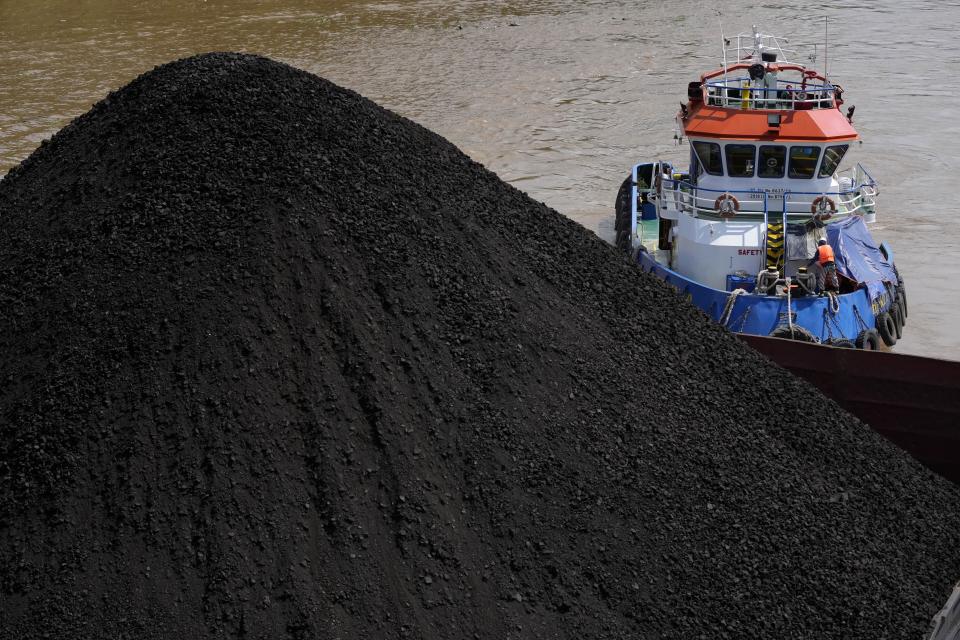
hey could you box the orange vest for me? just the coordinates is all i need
[817,244,835,265]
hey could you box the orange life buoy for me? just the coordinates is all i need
[714,193,739,218]
[811,195,837,220]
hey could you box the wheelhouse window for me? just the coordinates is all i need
[788,146,821,179]
[725,144,756,177]
[692,141,723,176]
[819,144,849,178]
[758,145,786,178]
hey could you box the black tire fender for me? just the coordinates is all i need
[890,302,903,339]
[855,329,882,351]
[876,312,897,347]
[827,338,855,349]
[769,325,818,343]
[614,176,633,254]
[897,276,908,318]
[897,289,907,324]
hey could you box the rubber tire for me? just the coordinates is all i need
[615,229,630,253]
[897,289,907,324]
[890,302,903,339]
[898,280,908,318]
[770,325,818,343]
[827,338,855,349]
[614,176,633,254]
[876,312,897,347]
[855,329,882,351]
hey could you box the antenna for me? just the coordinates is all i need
[824,16,829,80]
[717,10,728,84]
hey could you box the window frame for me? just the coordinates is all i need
[757,145,787,179]
[788,145,822,179]
[818,144,849,178]
[692,141,724,176]
[724,143,757,178]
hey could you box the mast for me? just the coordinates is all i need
[718,10,728,85]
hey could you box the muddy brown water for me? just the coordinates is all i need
[1,0,957,358]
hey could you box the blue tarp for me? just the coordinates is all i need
[826,216,897,300]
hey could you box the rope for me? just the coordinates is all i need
[823,306,848,341]
[735,305,752,332]
[720,288,747,326]
[826,291,840,314]
[785,276,793,334]
[852,305,870,332]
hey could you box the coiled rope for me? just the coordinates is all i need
[826,290,840,314]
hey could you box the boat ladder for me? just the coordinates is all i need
[765,221,785,271]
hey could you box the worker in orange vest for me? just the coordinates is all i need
[809,238,839,293]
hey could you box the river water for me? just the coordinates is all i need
[2,0,958,358]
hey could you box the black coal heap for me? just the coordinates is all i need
[0,53,957,639]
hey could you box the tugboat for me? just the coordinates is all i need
[615,27,907,349]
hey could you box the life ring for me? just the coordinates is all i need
[714,193,739,218]
[876,312,897,347]
[811,196,837,220]
[855,329,881,351]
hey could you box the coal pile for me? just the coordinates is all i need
[1,53,958,639]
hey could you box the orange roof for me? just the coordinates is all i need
[681,103,858,142]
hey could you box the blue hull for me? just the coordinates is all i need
[636,250,893,344]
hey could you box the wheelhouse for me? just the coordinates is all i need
[654,27,876,224]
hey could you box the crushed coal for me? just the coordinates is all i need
[1,52,958,639]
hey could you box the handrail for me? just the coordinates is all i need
[783,188,873,219]
[763,205,770,266]
[703,78,835,110]
[722,29,820,74]
[657,178,769,220]
[781,205,787,254]
[855,162,877,187]
[706,77,834,91]
[637,158,879,226]
[656,177,877,223]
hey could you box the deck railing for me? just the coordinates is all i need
[703,77,835,110]
[724,31,809,69]
[650,163,877,224]
[657,180,758,220]
[784,163,878,217]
